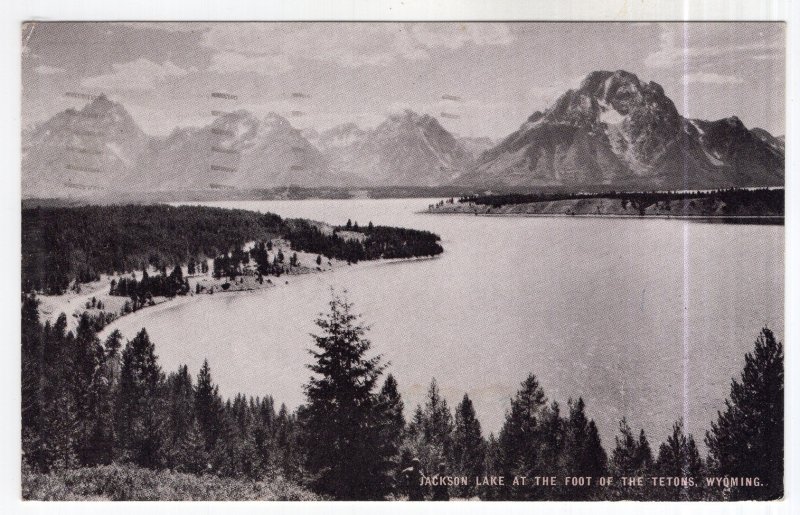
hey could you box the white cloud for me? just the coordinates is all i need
[201,23,514,73]
[684,72,744,85]
[34,64,66,75]
[410,23,514,49]
[81,58,194,91]
[208,52,293,75]
[645,25,782,69]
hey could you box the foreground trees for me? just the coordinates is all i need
[706,327,783,500]
[302,291,394,499]
[21,294,783,501]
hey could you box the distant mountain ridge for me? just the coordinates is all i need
[143,110,353,191]
[22,71,785,198]
[22,95,150,196]
[22,97,356,198]
[313,111,475,187]
[457,70,784,189]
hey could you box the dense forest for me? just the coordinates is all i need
[458,188,784,215]
[21,205,443,294]
[21,293,783,501]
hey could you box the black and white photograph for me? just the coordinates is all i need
[8,4,793,508]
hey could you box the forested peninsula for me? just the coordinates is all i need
[22,204,443,295]
[427,188,783,221]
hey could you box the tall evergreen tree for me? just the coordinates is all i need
[406,379,454,473]
[276,403,303,480]
[372,374,406,498]
[452,394,485,498]
[194,359,226,454]
[611,418,653,477]
[71,314,106,465]
[609,418,654,500]
[482,433,503,500]
[21,296,43,448]
[705,327,783,500]
[655,419,704,500]
[115,329,164,468]
[302,291,388,499]
[563,397,607,499]
[497,374,548,499]
[36,314,79,471]
[162,365,197,470]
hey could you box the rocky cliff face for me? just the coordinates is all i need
[458,70,784,190]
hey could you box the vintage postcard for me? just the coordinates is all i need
[19,20,785,503]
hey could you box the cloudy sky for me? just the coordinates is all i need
[21,22,785,139]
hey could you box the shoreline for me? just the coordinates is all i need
[95,254,440,339]
[421,210,784,222]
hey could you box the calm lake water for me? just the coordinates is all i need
[102,198,784,448]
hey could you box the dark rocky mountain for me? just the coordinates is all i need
[457,70,784,190]
[321,111,474,186]
[750,127,785,153]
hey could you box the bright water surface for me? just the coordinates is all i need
[102,198,784,448]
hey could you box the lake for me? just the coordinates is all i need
[101,198,784,449]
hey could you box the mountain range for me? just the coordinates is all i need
[459,70,784,190]
[21,70,784,198]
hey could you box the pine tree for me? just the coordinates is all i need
[497,374,548,499]
[563,397,607,499]
[563,398,607,474]
[655,419,704,500]
[634,428,654,473]
[275,403,302,480]
[406,379,454,473]
[302,291,389,499]
[162,365,196,470]
[21,295,43,446]
[452,394,485,497]
[482,433,503,500]
[611,418,652,476]
[539,401,566,478]
[71,313,106,465]
[35,314,79,471]
[21,295,45,469]
[610,418,654,500]
[194,359,226,455]
[706,327,783,500]
[115,329,164,468]
[372,374,406,497]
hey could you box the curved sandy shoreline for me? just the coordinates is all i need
[96,254,439,340]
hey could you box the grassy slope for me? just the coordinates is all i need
[22,464,319,501]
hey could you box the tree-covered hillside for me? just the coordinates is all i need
[22,204,443,294]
